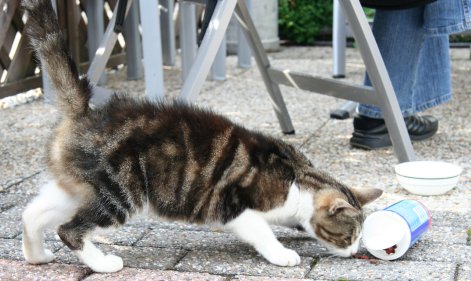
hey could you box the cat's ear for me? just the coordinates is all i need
[328,198,357,216]
[352,188,383,206]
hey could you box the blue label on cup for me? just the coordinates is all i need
[385,200,431,246]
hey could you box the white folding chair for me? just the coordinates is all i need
[178,0,416,162]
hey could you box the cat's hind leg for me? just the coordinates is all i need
[72,239,123,273]
[57,204,124,273]
[22,181,81,264]
[225,209,301,266]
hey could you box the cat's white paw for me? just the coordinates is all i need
[90,254,124,273]
[24,249,55,264]
[265,248,301,267]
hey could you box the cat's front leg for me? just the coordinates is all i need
[225,209,301,267]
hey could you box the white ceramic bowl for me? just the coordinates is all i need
[394,161,462,196]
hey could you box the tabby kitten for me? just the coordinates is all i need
[21,0,382,273]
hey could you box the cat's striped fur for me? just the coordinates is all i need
[21,0,382,273]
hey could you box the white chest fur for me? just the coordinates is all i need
[224,182,315,267]
[261,182,315,232]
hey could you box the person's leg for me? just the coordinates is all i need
[358,7,425,118]
[423,0,471,36]
[351,7,440,149]
[415,0,469,108]
[412,35,451,113]
[352,0,469,149]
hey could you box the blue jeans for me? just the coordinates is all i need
[358,0,471,118]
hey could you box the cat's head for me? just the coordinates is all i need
[307,187,382,257]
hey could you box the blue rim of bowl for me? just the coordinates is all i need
[396,173,460,180]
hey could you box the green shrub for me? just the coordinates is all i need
[450,34,471,43]
[363,7,376,20]
[279,0,333,45]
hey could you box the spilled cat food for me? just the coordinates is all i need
[384,245,397,255]
[353,254,369,260]
[353,254,380,265]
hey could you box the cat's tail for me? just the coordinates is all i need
[22,0,92,118]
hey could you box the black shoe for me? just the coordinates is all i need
[350,114,438,150]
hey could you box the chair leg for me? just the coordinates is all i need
[178,0,237,102]
[234,0,294,134]
[139,0,165,100]
[160,0,176,66]
[87,0,133,85]
[332,0,347,79]
[237,0,252,68]
[124,0,144,80]
[211,36,227,81]
[330,101,357,120]
[180,2,198,81]
[85,0,107,85]
[339,0,416,163]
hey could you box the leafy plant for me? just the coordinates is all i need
[450,34,471,43]
[279,0,333,45]
[363,7,376,21]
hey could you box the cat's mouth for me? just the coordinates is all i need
[327,246,358,257]
[321,237,361,258]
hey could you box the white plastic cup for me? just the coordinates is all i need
[362,200,431,260]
